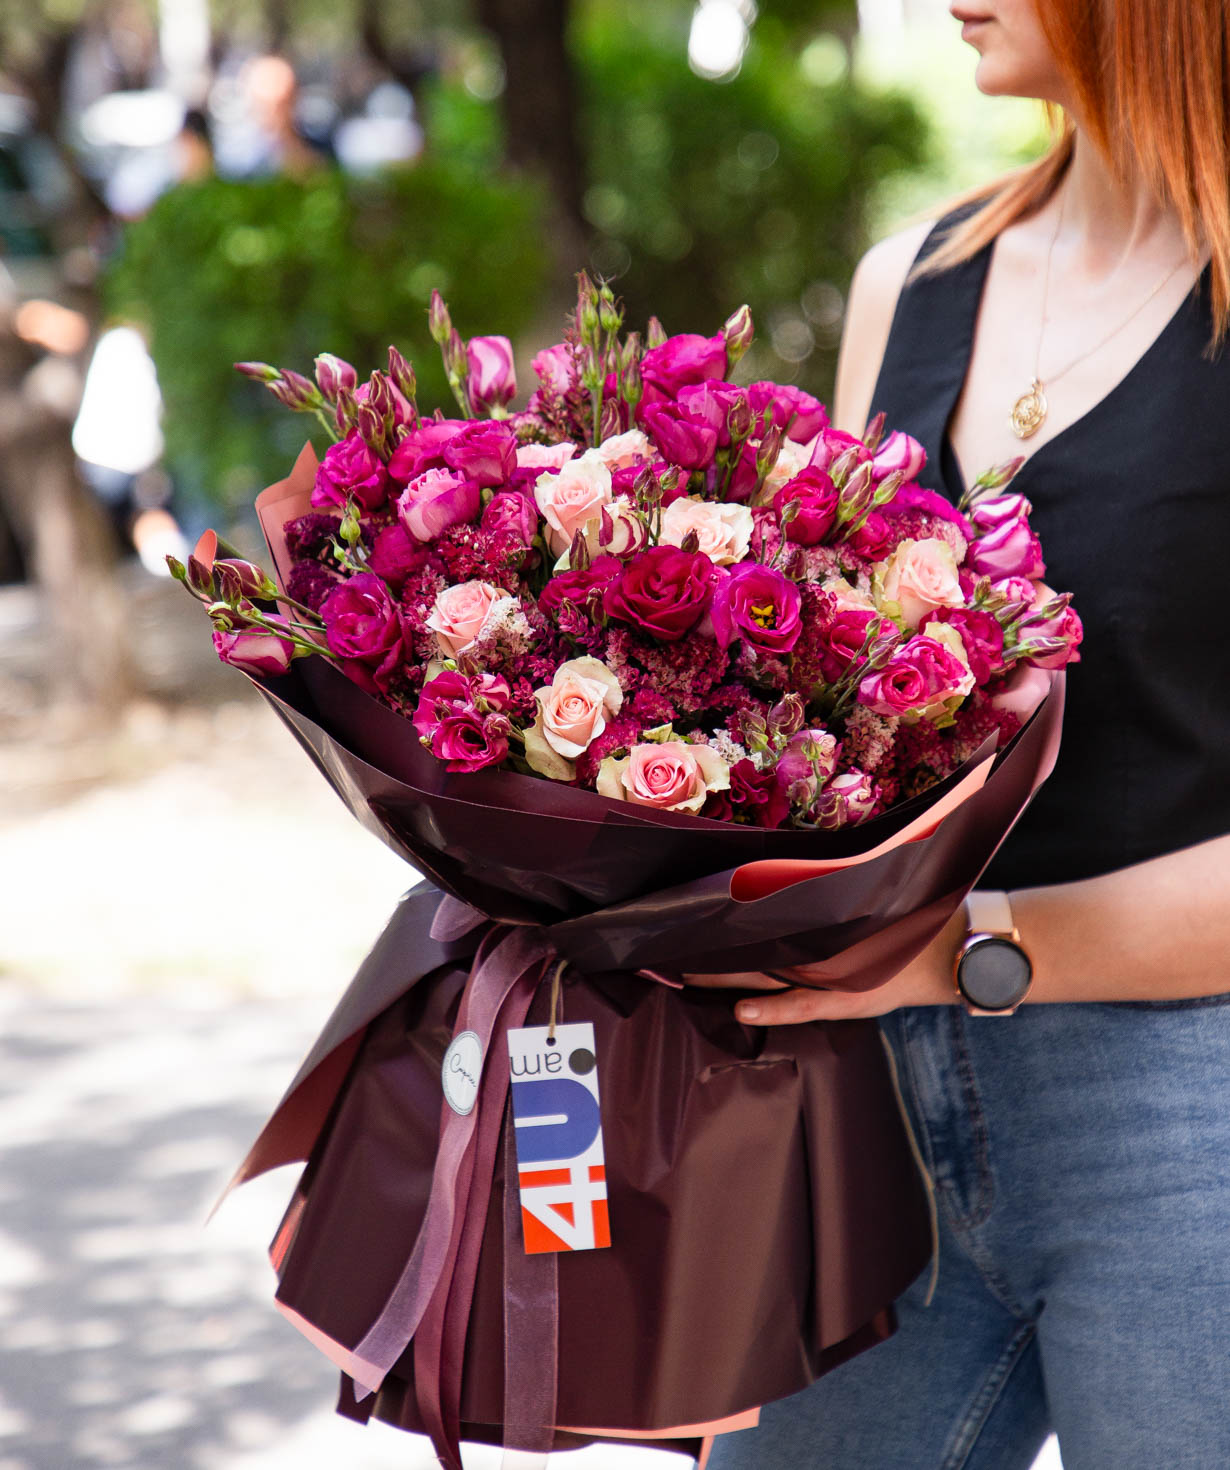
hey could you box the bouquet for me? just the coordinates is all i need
[184,277,1080,1468]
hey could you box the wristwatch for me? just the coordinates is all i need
[953,890,1033,1015]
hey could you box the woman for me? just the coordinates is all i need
[699,2,1230,1465]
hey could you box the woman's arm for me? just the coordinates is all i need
[692,831,1230,1024]
[832,220,933,433]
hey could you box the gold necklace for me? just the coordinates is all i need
[1010,200,1192,440]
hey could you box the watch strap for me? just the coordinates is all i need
[965,888,1017,940]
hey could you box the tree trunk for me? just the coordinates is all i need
[473,0,588,275]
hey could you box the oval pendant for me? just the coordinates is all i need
[1009,381,1048,440]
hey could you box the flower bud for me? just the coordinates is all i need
[575,272,600,336]
[356,399,386,452]
[234,361,280,383]
[722,304,755,366]
[443,328,469,383]
[339,507,362,546]
[269,370,321,412]
[367,370,395,424]
[335,385,358,434]
[837,462,874,525]
[862,411,887,455]
[871,468,905,508]
[622,353,643,410]
[756,423,785,476]
[646,316,668,350]
[387,344,417,402]
[186,555,215,598]
[166,554,188,584]
[973,456,1025,494]
[767,693,805,740]
[567,527,591,571]
[827,445,861,487]
[598,284,622,334]
[428,289,452,346]
[216,557,277,600]
[314,353,356,402]
[599,396,622,440]
[726,392,754,443]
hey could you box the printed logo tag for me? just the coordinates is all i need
[441,1029,482,1116]
[507,1022,610,1254]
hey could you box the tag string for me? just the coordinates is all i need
[546,960,567,1044]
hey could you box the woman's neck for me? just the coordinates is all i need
[1058,131,1190,272]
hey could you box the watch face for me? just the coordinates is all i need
[957,937,1032,1011]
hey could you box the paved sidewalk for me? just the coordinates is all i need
[0,668,1061,1469]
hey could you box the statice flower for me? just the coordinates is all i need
[840,705,900,776]
[287,559,340,612]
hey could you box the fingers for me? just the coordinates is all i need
[735,987,875,1026]
[681,971,790,991]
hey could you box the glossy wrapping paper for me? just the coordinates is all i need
[220,448,1067,1467]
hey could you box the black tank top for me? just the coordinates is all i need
[870,213,1230,890]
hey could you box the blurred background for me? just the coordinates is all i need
[0,1,1057,1466]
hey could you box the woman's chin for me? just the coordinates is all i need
[971,56,1049,102]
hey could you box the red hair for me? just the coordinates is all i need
[921,0,1230,342]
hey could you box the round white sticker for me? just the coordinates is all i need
[441,1030,482,1116]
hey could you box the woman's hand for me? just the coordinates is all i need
[682,907,965,1025]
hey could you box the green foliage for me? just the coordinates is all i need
[574,7,930,403]
[104,163,546,508]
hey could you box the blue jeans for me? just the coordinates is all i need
[707,998,1230,1470]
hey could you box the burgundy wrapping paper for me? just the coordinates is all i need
[218,653,1065,1461]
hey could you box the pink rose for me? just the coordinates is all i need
[524,656,625,778]
[516,441,577,471]
[593,429,655,471]
[597,740,730,814]
[878,537,965,628]
[968,516,1045,580]
[533,450,613,555]
[396,467,480,542]
[659,496,754,565]
[212,628,294,676]
[871,431,926,484]
[466,335,516,413]
[320,573,405,693]
[857,634,973,719]
[425,580,502,657]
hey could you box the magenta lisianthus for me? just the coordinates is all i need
[809,428,871,473]
[967,516,1045,580]
[466,335,516,413]
[212,628,295,676]
[845,511,893,561]
[368,523,431,587]
[531,343,579,394]
[812,770,880,829]
[870,430,926,484]
[968,492,1032,533]
[815,609,878,683]
[388,419,471,482]
[710,563,803,656]
[412,669,512,772]
[746,382,829,443]
[1016,602,1084,668]
[321,572,405,692]
[921,607,1006,684]
[675,381,746,447]
[481,490,539,546]
[727,758,792,828]
[604,545,715,641]
[640,401,720,471]
[639,332,728,405]
[311,431,389,512]
[396,468,481,542]
[539,556,623,620]
[883,482,973,535]
[775,468,838,546]
[857,634,971,718]
[441,419,518,488]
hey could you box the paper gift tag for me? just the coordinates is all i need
[508,1023,610,1254]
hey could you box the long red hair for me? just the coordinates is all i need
[921,0,1230,342]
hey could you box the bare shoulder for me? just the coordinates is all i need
[833,219,935,435]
